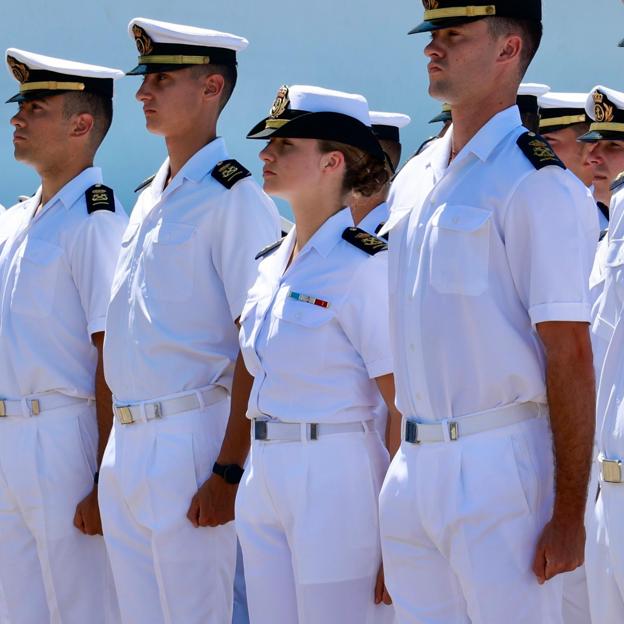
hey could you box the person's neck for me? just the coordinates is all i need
[39,157,94,206]
[449,92,516,160]
[291,193,343,258]
[349,187,388,226]
[165,126,218,183]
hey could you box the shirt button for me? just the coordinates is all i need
[415,393,422,401]
[409,343,416,352]
[452,217,459,225]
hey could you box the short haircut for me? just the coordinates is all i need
[190,63,238,113]
[488,17,543,78]
[62,91,113,149]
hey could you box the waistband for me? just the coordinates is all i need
[0,392,90,419]
[113,385,229,425]
[403,402,544,445]
[252,418,375,443]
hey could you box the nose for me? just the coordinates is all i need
[260,143,275,163]
[136,77,152,102]
[424,33,443,60]
[10,110,24,128]
[587,143,604,166]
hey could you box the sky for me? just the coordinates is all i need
[0,0,623,214]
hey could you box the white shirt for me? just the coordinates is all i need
[357,201,389,236]
[104,138,280,403]
[239,208,392,424]
[0,167,127,399]
[385,106,597,424]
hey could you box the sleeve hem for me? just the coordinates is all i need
[366,357,394,380]
[87,317,107,337]
[529,303,591,327]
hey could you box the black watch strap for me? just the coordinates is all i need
[212,462,244,484]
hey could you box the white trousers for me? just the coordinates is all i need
[380,417,563,624]
[236,429,395,624]
[586,482,624,623]
[0,401,118,624]
[99,399,237,624]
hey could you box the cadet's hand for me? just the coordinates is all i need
[74,486,103,536]
[532,517,585,584]
[374,563,392,606]
[187,474,237,528]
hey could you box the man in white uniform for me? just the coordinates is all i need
[379,2,598,622]
[0,49,126,623]
[516,82,549,133]
[98,18,280,624]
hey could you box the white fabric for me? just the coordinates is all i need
[236,431,394,624]
[357,201,389,235]
[100,402,236,624]
[104,137,280,402]
[380,418,563,624]
[584,85,624,120]
[383,105,596,425]
[518,83,550,98]
[5,47,124,80]
[369,111,411,129]
[279,85,372,126]
[128,17,249,51]
[538,92,587,111]
[239,208,393,425]
[0,401,119,624]
[0,167,127,399]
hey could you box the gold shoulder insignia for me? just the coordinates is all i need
[134,174,156,193]
[517,132,565,171]
[212,159,252,189]
[255,237,285,260]
[85,184,115,214]
[342,227,388,255]
[610,171,624,193]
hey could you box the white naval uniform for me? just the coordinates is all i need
[0,167,127,623]
[378,107,597,624]
[585,185,624,623]
[236,208,395,624]
[99,137,280,624]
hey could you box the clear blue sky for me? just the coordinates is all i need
[1,0,623,213]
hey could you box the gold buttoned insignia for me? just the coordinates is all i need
[423,0,439,9]
[270,85,290,118]
[594,91,615,123]
[7,56,29,83]
[132,25,154,56]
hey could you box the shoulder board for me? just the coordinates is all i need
[85,184,115,214]
[17,194,31,203]
[342,227,388,255]
[610,171,624,193]
[212,159,251,189]
[374,221,389,241]
[255,237,285,261]
[516,132,566,170]
[134,174,156,193]
[597,201,610,223]
[599,229,608,242]
[414,136,437,157]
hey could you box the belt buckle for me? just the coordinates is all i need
[404,420,419,444]
[309,423,319,441]
[117,406,134,425]
[31,399,41,416]
[254,420,268,441]
[0,400,6,418]
[448,421,459,442]
[602,459,623,484]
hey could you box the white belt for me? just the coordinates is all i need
[252,418,374,442]
[403,402,542,444]
[0,393,89,419]
[113,386,228,425]
[599,455,624,483]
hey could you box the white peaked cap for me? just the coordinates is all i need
[584,85,624,120]
[538,92,587,110]
[518,83,550,97]
[286,85,372,126]
[369,111,412,129]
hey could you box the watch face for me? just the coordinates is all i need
[224,465,243,484]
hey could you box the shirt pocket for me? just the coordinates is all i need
[604,238,624,318]
[144,222,196,303]
[13,239,64,317]
[429,204,492,296]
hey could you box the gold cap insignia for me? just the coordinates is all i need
[594,91,615,123]
[132,25,154,56]
[423,0,440,9]
[7,56,29,83]
[270,85,290,118]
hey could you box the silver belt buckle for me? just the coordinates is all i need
[448,421,459,441]
[602,459,623,483]
[404,420,419,444]
[254,420,268,441]
[117,406,134,425]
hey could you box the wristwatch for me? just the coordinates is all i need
[212,462,245,485]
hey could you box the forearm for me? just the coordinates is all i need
[386,407,402,457]
[216,351,253,466]
[93,332,113,467]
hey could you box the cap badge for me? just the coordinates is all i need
[7,56,29,83]
[594,91,614,123]
[269,85,290,118]
[132,25,154,56]
[423,0,439,10]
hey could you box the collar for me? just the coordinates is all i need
[153,137,229,198]
[305,207,354,258]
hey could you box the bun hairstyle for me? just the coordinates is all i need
[318,140,389,197]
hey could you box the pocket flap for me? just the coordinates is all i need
[155,222,196,245]
[273,297,335,327]
[433,204,492,232]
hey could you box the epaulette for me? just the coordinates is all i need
[17,195,31,203]
[342,227,388,255]
[85,184,115,214]
[134,174,156,193]
[597,201,609,223]
[255,237,285,260]
[374,222,389,242]
[599,229,608,242]
[516,132,566,170]
[212,159,251,189]
[610,171,624,194]
[414,136,437,156]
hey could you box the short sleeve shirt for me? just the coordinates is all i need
[0,167,128,399]
[104,138,280,403]
[385,106,597,424]
[239,208,393,424]
[357,201,389,236]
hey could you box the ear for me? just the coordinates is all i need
[69,112,95,139]
[201,73,225,103]
[498,34,522,65]
[319,149,345,175]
